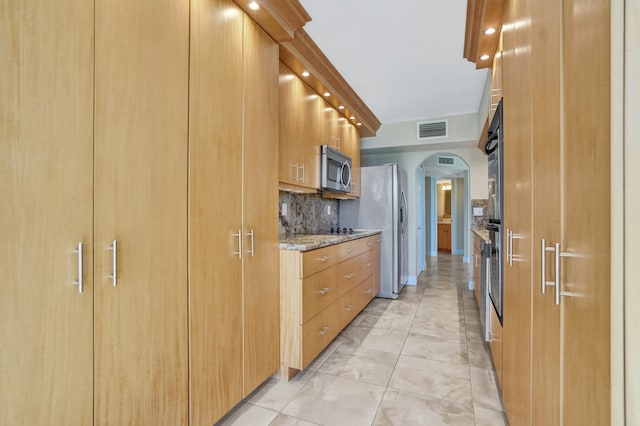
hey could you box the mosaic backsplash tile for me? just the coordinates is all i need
[471,199,489,229]
[279,192,339,236]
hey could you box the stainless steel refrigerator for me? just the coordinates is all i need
[339,164,409,299]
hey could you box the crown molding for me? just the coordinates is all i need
[280,28,381,137]
[234,0,311,42]
[463,0,505,69]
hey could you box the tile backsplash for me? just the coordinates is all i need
[279,192,338,236]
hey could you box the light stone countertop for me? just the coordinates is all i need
[472,227,490,243]
[279,229,382,251]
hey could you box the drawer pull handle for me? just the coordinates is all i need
[345,304,354,312]
[345,248,353,253]
[365,288,374,294]
[319,326,330,336]
[345,273,354,279]
[367,241,373,246]
[318,256,330,262]
[366,262,373,268]
[319,287,330,295]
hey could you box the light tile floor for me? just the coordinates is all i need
[216,254,507,426]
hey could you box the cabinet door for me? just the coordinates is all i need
[502,0,533,424]
[560,0,611,423]
[242,16,280,396]
[94,0,189,424]
[188,0,244,424]
[530,0,562,423]
[0,1,94,424]
[279,62,306,188]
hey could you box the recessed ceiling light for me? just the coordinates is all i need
[349,116,355,120]
[484,27,496,35]
[338,105,345,110]
[323,92,330,97]
[356,122,362,126]
[480,54,490,61]
[301,71,310,77]
[248,1,260,11]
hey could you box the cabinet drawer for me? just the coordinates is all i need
[302,267,338,323]
[337,275,374,328]
[338,236,375,261]
[337,250,374,296]
[301,245,339,278]
[301,303,340,368]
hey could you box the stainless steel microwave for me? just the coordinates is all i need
[321,145,352,193]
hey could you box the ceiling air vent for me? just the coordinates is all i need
[417,120,448,140]
[437,155,455,166]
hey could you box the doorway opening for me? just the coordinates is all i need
[416,153,470,275]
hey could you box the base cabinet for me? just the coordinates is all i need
[280,235,380,378]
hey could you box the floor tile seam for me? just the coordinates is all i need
[382,385,478,415]
[394,353,474,378]
[275,367,323,416]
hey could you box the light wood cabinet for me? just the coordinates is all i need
[279,62,321,192]
[1,1,95,423]
[498,0,611,424]
[93,0,191,423]
[189,2,280,424]
[501,1,534,424]
[280,235,380,379]
[4,1,278,424]
[437,223,452,252]
[279,63,361,197]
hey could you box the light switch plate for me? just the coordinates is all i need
[327,205,331,215]
[281,203,288,216]
[473,207,483,216]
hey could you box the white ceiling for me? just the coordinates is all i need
[298,0,488,126]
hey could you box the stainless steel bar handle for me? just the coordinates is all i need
[233,229,242,259]
[541,239,558,294]
[319,326,330,336]
[293,162,299,181]
[541,239,546,293]
[555,243,561,305]
[345,273,354,279]
[108,240,117,287]
[505,229,510,265]
[247,229,255,257]
[319,256,330,262]
[319,287,330,295]
[299,163,305,183]
[74,242,84,293]
[508,230,514,267]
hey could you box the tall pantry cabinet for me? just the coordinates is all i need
[94,0,190,424]
[501,0,533,423]
[500,0,611,424]
[189,0,280,424]
[1,1,95,424]
[2,0,279,424]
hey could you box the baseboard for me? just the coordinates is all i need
[453,249,464,256]
[462,255,470,263]
[468,278,474,291]
[406,276,417,285]
[429,250,438,257]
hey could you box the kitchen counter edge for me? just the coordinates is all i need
[279,230,382,252]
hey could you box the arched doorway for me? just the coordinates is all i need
[416,153,471,274]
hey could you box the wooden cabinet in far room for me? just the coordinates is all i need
[437,223,452,252]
